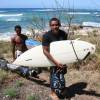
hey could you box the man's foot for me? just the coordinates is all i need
[49,93,59,100]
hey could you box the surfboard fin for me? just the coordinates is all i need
[83,52,90,60]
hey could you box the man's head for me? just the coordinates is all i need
[49,18,61,33]
[15,25,21,35]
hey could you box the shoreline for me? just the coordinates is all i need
[0,25,100,42]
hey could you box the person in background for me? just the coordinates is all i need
[11,25,41,78]
[42,18,68,100]
[11,25,28,61]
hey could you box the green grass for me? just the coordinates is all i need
[0,33,100,71]
[15,80,24,87]
[4,87,18,98]
[95,83,100,88]
[0,41,12,58]
[26,94,40,100]
[0,69,8,84]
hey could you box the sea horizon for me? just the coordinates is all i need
[0,8,100,41]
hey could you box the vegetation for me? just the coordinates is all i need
[0,41,12,59]
[0,69,8,84]
[26,94,40,100]
[15,80,24,87]
[4,87,18,98]
[0,29,100,100]
[0,30,100,71]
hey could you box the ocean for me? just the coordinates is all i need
[0,8,100,40]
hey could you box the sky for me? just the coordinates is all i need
[0,0,100,9]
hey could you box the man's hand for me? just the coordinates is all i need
[55,62,67,73]
[55,62,63,69]
[43,46,65,70]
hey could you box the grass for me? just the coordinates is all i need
[0,69,8,84]
[15,80,24,87]
[0,32,100,71]
[0,41,12,58]
[0,33,99,100]
[26,94,40,100]
[71,34,100,55]
[69,32,100,71]
[71,32,100,53]
[4,87,18,98]
[95,83,100,88]
[2,76,24,98]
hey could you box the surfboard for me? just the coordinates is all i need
[13,40,95,67]
[25,39,41,49]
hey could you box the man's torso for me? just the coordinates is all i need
[42,29,67,46]
[12,34,28,52]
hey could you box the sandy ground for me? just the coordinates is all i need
[0,28,100,100]
[0,69,100,100]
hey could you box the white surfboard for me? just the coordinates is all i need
[13,40,95,67]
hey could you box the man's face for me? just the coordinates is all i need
[50,20,60,33]
[15,28,21,35]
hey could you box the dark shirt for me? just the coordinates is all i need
[42,29,67,94]
[42,29,68,46]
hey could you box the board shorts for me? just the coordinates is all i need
[50,66,67,97]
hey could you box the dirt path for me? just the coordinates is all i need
[0,70,100,100]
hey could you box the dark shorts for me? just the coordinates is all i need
[50,66,67,97]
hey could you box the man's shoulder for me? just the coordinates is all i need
[59,29,68,40]
[43,31,51,38]
[59,29,68,37]
[21,34,27,37]
[42,31,51,46]
[59,29,66,34]
[21,34,28,39]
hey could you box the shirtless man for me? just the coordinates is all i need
[11,25,28,61]
[11,25,40,78]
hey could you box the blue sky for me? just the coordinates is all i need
[0,0,100,9]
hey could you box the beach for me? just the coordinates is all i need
[0,28,100,100]
[0,8,100,41]
[0,8,100,100]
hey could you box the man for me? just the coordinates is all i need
[11,25,40,77]
[42,18,68,100]
[11,25,28,61]
[11,25,29,76]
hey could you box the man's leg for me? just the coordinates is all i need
[50,66,67,99]
[49,67,60,100]
[50,89,59,100]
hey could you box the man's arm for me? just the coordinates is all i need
[63,30,68,40]
[11,38,16,61]
[42,46,63,69]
